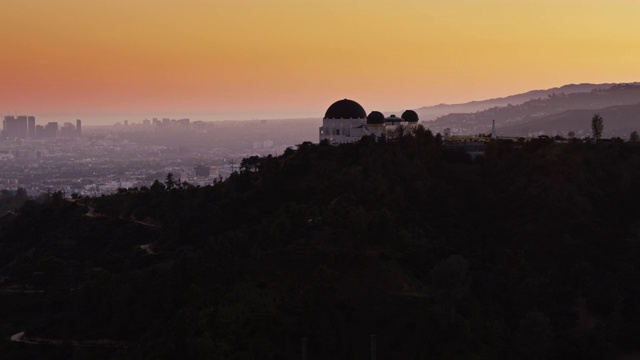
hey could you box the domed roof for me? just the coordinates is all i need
[401,110,419,123]
[324,99,367,119]
[367,111,385,125]
[385,115,402,123]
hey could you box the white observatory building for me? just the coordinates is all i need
[319,99,420,145]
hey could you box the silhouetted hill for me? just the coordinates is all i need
[2,132,640,359]
[427,83,640,136]
[500,102,640,138]
[414,83,616,121]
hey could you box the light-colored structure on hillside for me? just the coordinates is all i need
[319,99,420,144]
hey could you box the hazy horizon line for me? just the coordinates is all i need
[5,80,639,126]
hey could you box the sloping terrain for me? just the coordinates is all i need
[500,102,640,137]
[426,84,640,136]
[2,133,640,359]
[414,83,616,121]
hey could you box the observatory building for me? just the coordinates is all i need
[319,99,419,144]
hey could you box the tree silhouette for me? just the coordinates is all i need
[630,130,639,142]
[591,113,604,140]
[165,173,176,190]
[151,179,166,192]
[228,158,237,173]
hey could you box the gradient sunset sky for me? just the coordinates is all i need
[1,0,639,124]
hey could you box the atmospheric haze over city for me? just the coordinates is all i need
[2,0,640,124]
[4,1,640,359]
[2,0,640,195]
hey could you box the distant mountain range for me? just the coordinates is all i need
[501,102,640,138]
[415,83,618,121]
[418,83,640,138]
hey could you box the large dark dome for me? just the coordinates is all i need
[324,99,367,119]
[367,111,385,125]
[401,110,419,123]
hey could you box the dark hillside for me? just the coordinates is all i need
[429,84,640,136]
[415,82,615,121]
[501,102,640,138]
[2,130,640,359]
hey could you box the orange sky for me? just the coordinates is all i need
[1,0,639,124]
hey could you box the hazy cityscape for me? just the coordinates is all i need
[1,116,319,196]
[4,82,640,197]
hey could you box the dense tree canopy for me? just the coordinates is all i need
[2,128,640,359]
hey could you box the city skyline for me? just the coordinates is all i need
[1,115,81,139]
[1,0,640,124]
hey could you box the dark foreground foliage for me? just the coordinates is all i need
[2,129,640,359]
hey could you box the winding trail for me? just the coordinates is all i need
[10,331,127,348]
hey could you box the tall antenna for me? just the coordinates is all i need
[301,337,307,360]
[371,334,377,360]
[491,120,497,139]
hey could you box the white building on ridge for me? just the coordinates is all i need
[319,99,420,145]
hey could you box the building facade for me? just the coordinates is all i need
[3,116,29,139]
[319,99,420,144]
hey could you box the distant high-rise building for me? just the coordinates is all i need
[35,125,44,138]
[16,116,28,139]
[2,116,12,138]
[61,122,76,138]
[2,115,29,139]
[76,119,82,137]
[28,116,36,138]
[43,122,58,138]
[143,119,150,126]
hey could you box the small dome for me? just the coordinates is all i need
[401,110,419,123]
[367,111,385,125]
[385,115,402,123]
[324,99,367,119]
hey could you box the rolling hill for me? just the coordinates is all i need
[500,102,640,138]
[413,83,617,121]
[423,83,640,137]
[2,135,640,358]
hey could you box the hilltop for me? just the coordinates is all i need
[414,83,618,121]
[1,132,640,359]
[421,83,640,137]
[501,102,640,137]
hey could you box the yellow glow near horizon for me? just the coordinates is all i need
[1,0,639,122]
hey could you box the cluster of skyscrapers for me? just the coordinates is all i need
[1,116,81,139]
